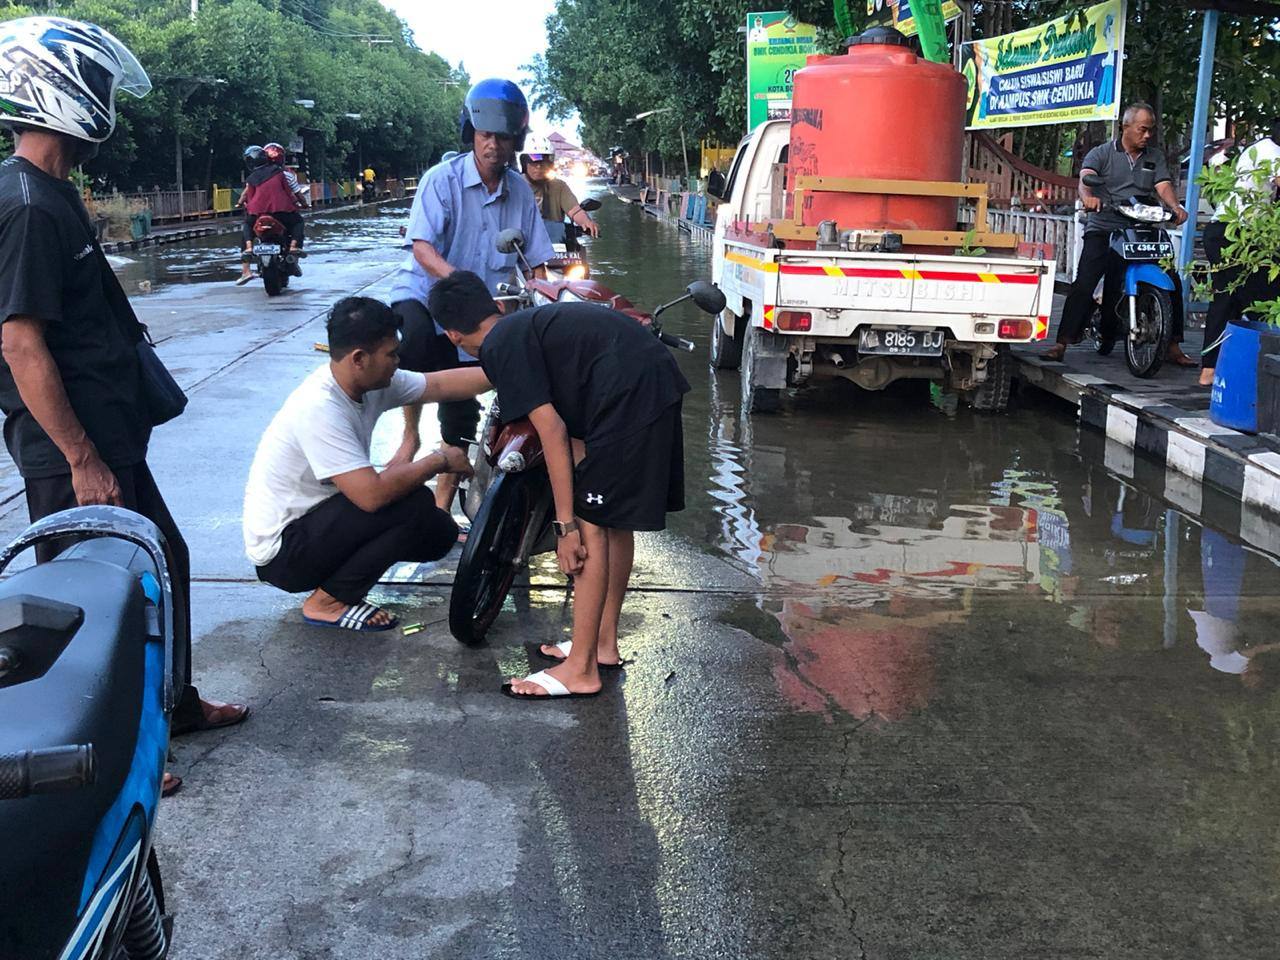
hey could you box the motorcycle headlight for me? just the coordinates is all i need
[1119,203,1167,223]
[565,263,588,280]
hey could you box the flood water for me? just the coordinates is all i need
[126,187,1280,955]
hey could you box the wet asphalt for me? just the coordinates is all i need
[3,192,1278,959]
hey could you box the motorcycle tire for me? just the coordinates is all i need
[1125,283,1172,379]
[262,260,285,297]
[449,471,535,645]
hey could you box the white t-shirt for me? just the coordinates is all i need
[242,365,426,565]
[1215,137,1280,220]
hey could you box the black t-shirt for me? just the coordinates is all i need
[0,157,150,478]
[480,301,690,445]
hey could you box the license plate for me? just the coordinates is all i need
[1121,241,1172,260]
[255,244,281,256]
[858,327,945,356]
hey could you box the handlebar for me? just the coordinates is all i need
[659,332,695,352]
[0,745,96,800]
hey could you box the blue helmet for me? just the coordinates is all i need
[459,78,529,151]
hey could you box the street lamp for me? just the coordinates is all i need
[628,107,689,183]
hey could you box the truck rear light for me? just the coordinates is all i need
[998,318,1032,340]
[777,310,811,331]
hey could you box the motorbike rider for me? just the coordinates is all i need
[387,78,553,515]
[0,16,248,793]
[1045,103,1193,366]
[520,134,600,239]
[235,141,305,285]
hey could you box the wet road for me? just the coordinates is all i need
[10,192,1279,958]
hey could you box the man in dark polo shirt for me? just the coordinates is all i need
[428,270,689,700]
[0,16,246,793]
[1046,102,1193,365]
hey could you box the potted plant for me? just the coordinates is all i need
[1198,149,1280,433]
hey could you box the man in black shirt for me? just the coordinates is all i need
[429,271,689,699]
[0,17,246,793]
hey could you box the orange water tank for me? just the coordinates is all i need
[787,27,966,234]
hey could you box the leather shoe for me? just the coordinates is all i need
[172,698,249,736]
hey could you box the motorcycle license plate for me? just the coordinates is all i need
[1121,240,1172,260]
[858,327,945,356]
[255,244,281,256]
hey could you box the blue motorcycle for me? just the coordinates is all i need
[0,507,181,960]
[1082,170,1177,378]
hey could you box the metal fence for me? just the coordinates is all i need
[961,204,1084,283]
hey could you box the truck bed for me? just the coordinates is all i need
[721,241,1056,340]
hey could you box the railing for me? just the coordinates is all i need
[961,203,1083,282]
[968,132,1078,207]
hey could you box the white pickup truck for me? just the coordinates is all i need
[710,119,1057,413]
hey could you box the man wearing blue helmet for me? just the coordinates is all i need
[388,78,553,515]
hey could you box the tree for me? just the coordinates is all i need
[0,0,466,191]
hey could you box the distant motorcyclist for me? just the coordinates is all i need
[520,134,599,238]
[235,141,305,285]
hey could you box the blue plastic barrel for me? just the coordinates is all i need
[1210,319,1271,432]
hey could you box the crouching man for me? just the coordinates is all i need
[427,271,689,698]
[243,296,488,631]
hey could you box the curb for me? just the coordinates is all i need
[1015,355,1280,521]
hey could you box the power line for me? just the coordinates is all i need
[275,0,395,41]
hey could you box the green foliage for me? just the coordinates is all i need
[535,0,1280,179]
[0,0,466,190]
[1198,155,1280,326]
[955,229,987,257]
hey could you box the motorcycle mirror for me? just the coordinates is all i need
[580,198,602,212]
[1081,173,1105,190]
[496,228,526,254]
[687,280,727,315]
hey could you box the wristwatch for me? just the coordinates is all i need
[553,519,579,538]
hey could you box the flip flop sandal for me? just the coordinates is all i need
[303,602,399,633]
[161,772,183,797]
[535,640,628,670]
[234,275,253,286]
[501,670,602,700]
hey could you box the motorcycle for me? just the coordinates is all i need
[0,506,182,960]
[1080,170,1178,378]
[543,197,602,282]
[447,229,726,645]
[249,214,302,298]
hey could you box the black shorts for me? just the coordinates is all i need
[574,400,685,531]
[390,298,481,448]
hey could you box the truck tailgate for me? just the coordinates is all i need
[774,251,1051,318]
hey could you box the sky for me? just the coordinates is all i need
[380,0,582,143]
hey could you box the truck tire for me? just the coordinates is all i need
[710,312,741,370]
[968,347,1012,413]
[740,324,781,414]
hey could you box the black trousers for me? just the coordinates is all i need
[391,298,481,448]
[24,462,204,727]
[1059,230,1186,345]
[243,211,304,248]
[1201,220,1280,369]
[255,488,457,605]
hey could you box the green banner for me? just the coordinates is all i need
[865,0,961,40]
[961,0,1126,130]
[746,11,819,130]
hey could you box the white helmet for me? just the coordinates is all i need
[0,17,151,143]
[519,134,555,168]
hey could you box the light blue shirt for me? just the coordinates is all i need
[389,152,554,312]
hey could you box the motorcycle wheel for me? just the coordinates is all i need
[1125,283,1172,379]
[449,471,535,645]
[262,260,285,297]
